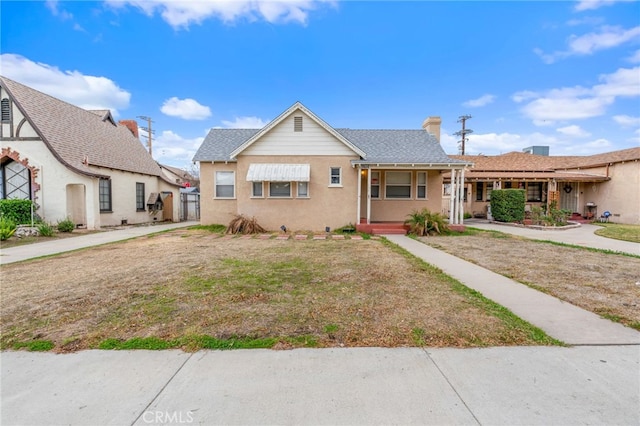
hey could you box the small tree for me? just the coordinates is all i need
[490,189,525,223]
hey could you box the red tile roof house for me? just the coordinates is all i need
[193,102,472,234]
[445,147,640,224]
[0,76,182,229]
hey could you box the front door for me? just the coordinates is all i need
[560,182,578,213]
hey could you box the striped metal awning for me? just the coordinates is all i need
[246,163,310,182]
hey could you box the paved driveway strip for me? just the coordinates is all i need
[385,234,640,345]
[2,346,638,425]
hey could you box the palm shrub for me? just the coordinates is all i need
[57,217,75,233]
[405,208,448,236]
[0,217,17,241]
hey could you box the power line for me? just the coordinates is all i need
[453,115,473,155]
[137,115,155,156]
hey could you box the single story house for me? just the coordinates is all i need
[444,147,640,224]
[0,75,181,229]
[193,102,471,232]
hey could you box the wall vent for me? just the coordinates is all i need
[1,98,11,122]
[294,116,303,132]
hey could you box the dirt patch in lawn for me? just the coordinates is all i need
[420,231,640,329]
[0,229,552,352]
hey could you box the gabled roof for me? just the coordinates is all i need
[229,102,366,158]
[193,103,469,167]
[0,75,162,178]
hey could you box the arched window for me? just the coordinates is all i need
[1,98,10,122]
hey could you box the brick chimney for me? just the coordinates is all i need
[422,116,442,142]
[119,120,139,139]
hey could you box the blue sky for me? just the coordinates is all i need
[1,0,639,171]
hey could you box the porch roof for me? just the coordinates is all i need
[442,171,610,182]
[246,163,310,182]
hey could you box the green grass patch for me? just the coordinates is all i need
[411,327,426,346]
[594,223,640,243]
[13,340,55,351]
[535,239,640,258]
[188,224,227,233]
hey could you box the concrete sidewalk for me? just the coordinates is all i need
[2,346,639,425]
[386,234,640,345]
[0,221,198,265]
[465,219,639,256]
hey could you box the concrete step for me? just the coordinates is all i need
[372,228,407,235]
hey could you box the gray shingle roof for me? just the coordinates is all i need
[193,128,260,162]
[336,129,468,165]
[193,127,469,166]
[1,76,162,178]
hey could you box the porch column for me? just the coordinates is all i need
[449,168,456,225]
[366,167,372,224]
[458,168,465,224]
[356,165,362,226]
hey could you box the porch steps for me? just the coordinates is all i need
[356,222,409,235]
[371,228,407,235]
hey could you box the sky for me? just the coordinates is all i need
[1,0,639,172]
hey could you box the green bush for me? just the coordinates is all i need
[56,217,75,233]
[37,221,55,237]
[0,217,17,241]
[0,199,34,224]
[490,189,525,222]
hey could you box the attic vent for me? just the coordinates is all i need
[294,116,303,132]
[1,98,10,122]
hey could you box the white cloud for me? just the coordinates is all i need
[574,0,634,12]
[534,25,640,64]
[515,66,639,124]
[628,49,640,63]
[556,125,591,137]
[46,0,73,20]
[105,0,334,29]
[613,115,640,126]
[151,130,206,169]
[462,94,496,108]
[0,53,131,116]
[160,97,212,120]
[221,116,268,128]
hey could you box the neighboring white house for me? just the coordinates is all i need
[0,75,181,229]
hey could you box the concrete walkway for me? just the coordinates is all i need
[466,219,639,256]
[0,221,198,265]
[385,235,640,345]
[2,346,639,425]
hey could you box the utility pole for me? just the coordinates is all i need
[137,115,155,156]
[453,115,473,155]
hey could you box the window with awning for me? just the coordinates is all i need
[246,164,310,182]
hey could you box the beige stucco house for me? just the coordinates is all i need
[0,76,181,229]
[445,147,640,224]
[193,102,471,232]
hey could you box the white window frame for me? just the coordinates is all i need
[417,172,427,200]
[215,171,235,199]
[252,181,263,198]
[384,171,412,199]
[329,167,342,187]
[297,182,309,198]
[269,181,292,198]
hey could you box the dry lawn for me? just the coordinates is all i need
[1,229,550,352]
[421,231,640,329]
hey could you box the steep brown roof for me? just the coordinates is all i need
[0,75,162,178]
